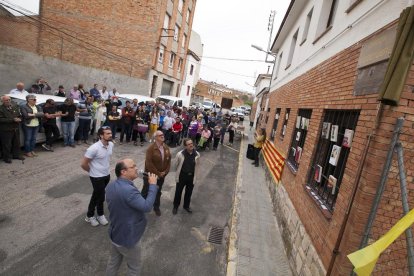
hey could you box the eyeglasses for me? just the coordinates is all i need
[100,126,111,130]
[157,134,164,137]
[186,143,193,146]
[29,98,36,101]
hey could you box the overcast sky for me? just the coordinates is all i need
[3,0,290,93]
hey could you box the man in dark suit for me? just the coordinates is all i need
[0,95,24,163]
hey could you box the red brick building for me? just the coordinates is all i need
[0,0,196,96]
[254,1,414,275]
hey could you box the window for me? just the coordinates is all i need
[274,52,283,80]
[287,109,312,172]
[186,85,191,96]
[314,0,338,41]
[280,108,290,138]
[158,45,165,63]
[169,52,176,68]
[163,14,170,30]
[270,108,281,139]
[307,110,360,213]
[301,8,313,44]
[346,0,363,13]
[286,29,298,68]
[189,64,194,75]
[178,58,183,72]
[178,0,184,13]
[182,34,187,48]
[174,24,180,41]
[186,8,191,22]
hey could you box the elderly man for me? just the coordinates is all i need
[9,82,28,96]
[20,94,44,157]
[141,130,171,216]
[0,95,25,163]
[105,159,158,276]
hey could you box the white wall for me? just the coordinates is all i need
[270,0,412,91]
[255,77,271,95]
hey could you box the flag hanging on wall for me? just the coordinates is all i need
[261,139,285,184]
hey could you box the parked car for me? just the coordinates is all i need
[190,102,203,109]
[202,101,220,112]
[5,94,79,145]
[230,108,245,121]
[155,95,183,108]
[118,93,156,107]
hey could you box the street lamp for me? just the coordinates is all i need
[251,44,276,64]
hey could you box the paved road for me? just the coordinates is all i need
[0,134,241,275]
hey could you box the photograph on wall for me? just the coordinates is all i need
[296,116,302,128]
[342,129,354,148]
[275,113,279,120]
[328,175,337,195]
[330,125,339,142]
[314,164,322,183]
[329,145,341,166]
[291,147,296,157]
[282,125,286,136]
[321,122,331,139]
[302,117,309,130]
[296,131,301,141]
[285,113,289,120]
[295,146,302,163]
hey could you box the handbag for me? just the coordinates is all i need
[137,123,148,133]
[246,143,255,160]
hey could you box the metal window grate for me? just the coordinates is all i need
[280,108,291,138]
[287,109,312,171]
[307,109,360,212]
[270,108,281,139]
[207,226,224,245]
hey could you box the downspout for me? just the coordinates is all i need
[326,102,383,275]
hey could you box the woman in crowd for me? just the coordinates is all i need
[149,107,159,142]
[132,105,148,146]
[253,128,266,167]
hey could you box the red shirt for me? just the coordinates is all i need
[172,122,183,132]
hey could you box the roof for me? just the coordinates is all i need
[254,74,272,87]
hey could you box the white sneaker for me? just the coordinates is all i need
[96,215,108,226]
[85,216,99,227]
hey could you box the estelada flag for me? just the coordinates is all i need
[261,139,285,184]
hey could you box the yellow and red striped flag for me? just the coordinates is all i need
[261,139,285,184]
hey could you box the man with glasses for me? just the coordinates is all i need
[172,138,200,214]
[105,159,158,276]
[20,94,44,157]
[141,130,171,216]
[0,95,25,163]
[81,126,114,227]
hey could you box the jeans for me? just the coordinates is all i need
[61,121,75,146]
[44,124,60,146]
[120,123,132,142]
[254,147,262,166]
[106,242,141,276]
[23,125,39,153]
[87,175,110,217]
[78,118,91,141]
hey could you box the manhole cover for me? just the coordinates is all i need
[208,226,224,245]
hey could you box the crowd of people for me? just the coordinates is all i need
[1,80,243,163]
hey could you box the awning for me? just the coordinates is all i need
[378,6,414,106]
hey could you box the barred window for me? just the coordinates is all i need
[287,109,312,172]
[280,108,290,139]
[270,108,281,139]
[306,110,360,215]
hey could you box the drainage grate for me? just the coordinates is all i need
[208,226,224,245]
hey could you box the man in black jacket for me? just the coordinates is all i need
[0,95,25,163]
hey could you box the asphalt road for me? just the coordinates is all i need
[0,133,241,276]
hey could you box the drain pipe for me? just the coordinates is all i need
[326,102,383,275]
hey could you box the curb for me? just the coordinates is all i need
[226,136,245,276]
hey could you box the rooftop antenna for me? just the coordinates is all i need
[266,10,276,63]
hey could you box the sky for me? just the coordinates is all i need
[2,0,291,93]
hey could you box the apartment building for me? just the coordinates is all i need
[254,1,414,275]
[0,0,197,96]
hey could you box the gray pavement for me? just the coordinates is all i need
[0,133,240,275]
[230,127,292,276]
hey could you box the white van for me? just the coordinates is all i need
[155,95,183,108]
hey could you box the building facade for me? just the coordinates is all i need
[255,1,414,275]
[194,79,252,109]
[0,0,197,96]
[179,30,203,107]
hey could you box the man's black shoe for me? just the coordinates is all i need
[4,159,12,164]
[154,209,161,216]
[13,156,25,160]
[184,207,193,213]
[172,208,178,215]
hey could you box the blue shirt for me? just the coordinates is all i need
[106,177,158,248]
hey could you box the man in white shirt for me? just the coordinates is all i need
[162,111,174,145]
[9,82,28,96]
[81,126,114,227]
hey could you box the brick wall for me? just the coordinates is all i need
[259,21,414,275]
[0,15,39,53]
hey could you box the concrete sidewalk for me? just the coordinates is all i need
[227,129,292,276]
